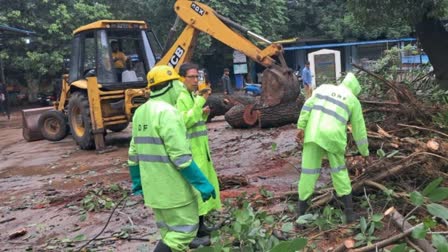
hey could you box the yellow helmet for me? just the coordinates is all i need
[147,65,180,88]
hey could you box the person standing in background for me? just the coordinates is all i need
[221,68,232,95]
[0,82,10,120]
[302,61,313,99]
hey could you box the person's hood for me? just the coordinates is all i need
[341,72,361,96]
[150,79,186,105]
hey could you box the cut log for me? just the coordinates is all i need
[205,94,234,121]
[243,104,259,126]
[221,67,300,128]
[225,98,304,128]
[225,104,251,128]
[258,102,301,128]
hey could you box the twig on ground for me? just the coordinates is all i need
[363,187,373,217]
[76,194,129,252]
[0,217,16,224]
[397,123,448,138]
[117,210,134,227]
[348,223,422,252]
[405,237,425,252]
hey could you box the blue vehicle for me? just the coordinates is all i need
[243,83,262,96]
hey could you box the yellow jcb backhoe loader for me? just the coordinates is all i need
[22,0,298,150]
[22,20,156,150]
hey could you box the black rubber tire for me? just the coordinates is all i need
[68,92,95,150]
[107,122,129,132]
[38,110,69,141]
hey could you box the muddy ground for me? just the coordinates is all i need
[0,106,322,251]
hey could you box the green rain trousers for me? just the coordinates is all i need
[153,200,199,252]
[298,142,352,200]
[176,88,221,216]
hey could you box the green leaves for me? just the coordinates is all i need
[422,177,443,196]
[73,234,86,241]
[427,187,448,202]
[359,217,367,233]
[270,237,307,252]
[390,244,408,252]
[296,213,316,225]
[411,224,427,239]
[281,222,294,233]
[410,191,424,206]
[426,203,448,219]
[432,234,448,252]
[421,178,448,203]
[376,148,386,158]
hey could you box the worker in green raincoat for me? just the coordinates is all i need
[296,72,369,223]
[176,62,221,238]
[128,65,215,252]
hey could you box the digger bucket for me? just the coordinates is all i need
[22,107,54,142]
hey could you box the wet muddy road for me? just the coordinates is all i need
[0,109,307,251]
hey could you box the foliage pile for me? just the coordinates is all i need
[204,47,448,251]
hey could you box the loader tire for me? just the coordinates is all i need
[68,92,95,150]
[107,122,129,132]
[38,110,69,141]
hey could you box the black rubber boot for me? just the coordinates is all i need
[296,200,309,230]
[153,240,172,252]
[341,193,355,224]
[189,235,211,249]
[197,215,217,237]
[297,200,309,217]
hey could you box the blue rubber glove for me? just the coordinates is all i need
[128,165,143,195]
[179,160,216,202]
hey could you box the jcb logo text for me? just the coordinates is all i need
[168,46,185,68]
[191,2,205,16]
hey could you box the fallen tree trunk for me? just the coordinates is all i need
[258,102,301,128]
[206,93,256,122]
[224,67,301,128]
[225,102,302,128]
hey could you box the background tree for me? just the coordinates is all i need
[195,0,290,83]
[346,0,448,88]
[0,0,112,100]
[285,0,411,40]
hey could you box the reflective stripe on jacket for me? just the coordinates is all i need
[128,99,195,209]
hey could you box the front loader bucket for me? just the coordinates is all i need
[261,67,300,107]
[22,107,54,142]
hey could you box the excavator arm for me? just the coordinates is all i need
[159,0,286,71]
[158,0,299,106]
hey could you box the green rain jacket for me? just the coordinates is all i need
[176,88,221,215]
[128,80,196,209]
[297,73,369,156]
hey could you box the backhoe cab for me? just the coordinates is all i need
[23,20,159,150]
